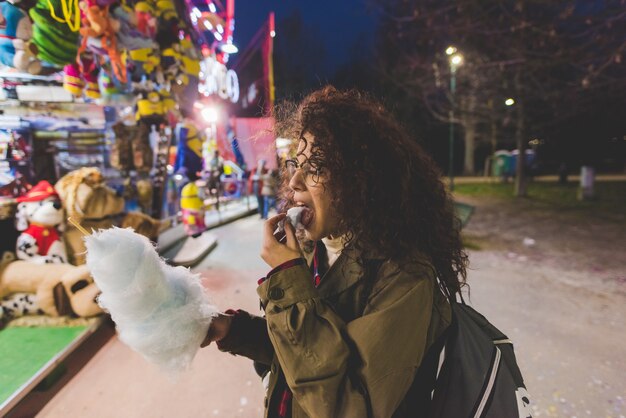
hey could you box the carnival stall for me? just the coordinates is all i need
[0,0,269,414]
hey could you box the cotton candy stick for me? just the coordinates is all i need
[83,227,217,372]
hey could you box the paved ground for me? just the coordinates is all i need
[37,215,269,418]
[37,200,626,417]
[457,192,626,418]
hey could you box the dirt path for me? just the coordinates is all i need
[457,194,626,295]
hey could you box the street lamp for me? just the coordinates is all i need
[447,46,463,191]
[505,98,515,106]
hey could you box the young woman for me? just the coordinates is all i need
[202,86,468,418]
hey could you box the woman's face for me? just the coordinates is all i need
[288,134,340,241]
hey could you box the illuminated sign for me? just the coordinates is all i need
[199,57,239,104]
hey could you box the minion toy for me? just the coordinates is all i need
[180,182,206,237]
[136,90,166,127]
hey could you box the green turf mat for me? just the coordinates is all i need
[0,326,87,405]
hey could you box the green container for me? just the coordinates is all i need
[492,151,513,177]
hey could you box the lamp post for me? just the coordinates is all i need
[446,47,463,191]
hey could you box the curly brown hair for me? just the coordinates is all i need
[276,86,467,298]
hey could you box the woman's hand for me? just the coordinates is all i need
[200,313,233,348]
[261,213,301,268]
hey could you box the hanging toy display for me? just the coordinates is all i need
[135,90,166,127]
[63,53,101,99]
[133,0,157,38]
[153,0,179,50]
[125,47,160,82]
[160,38,200,110]
[77,0,126,83]
[29,0,80,67]
[109,4,156,52]
[83,225,217,372]
[0,2,43,74]
[98,62,120,96]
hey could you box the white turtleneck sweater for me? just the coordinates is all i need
[321,235,345,268]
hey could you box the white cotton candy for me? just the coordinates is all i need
[276,206,305,234]
[85,227,217,373]
[286,206,305,229]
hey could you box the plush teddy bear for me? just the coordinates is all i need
[0,254,102,327]
[0,2,42,74]
[55,167,166,263]
[54,167,125,265]
[15,180,67,264]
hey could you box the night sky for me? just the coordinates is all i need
[232,0,377,78]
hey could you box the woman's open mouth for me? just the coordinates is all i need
[300,207,314,228]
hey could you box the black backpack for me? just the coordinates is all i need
[426,300,532,418]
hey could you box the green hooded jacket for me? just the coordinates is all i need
[218,244,451,418]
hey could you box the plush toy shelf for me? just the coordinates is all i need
[0,316,103,415]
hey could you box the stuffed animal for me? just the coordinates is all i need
[55,167,125,265]
[173,118,203,181]
[132,123,154,174]
[63,53,101,99]
[110,4,156,52]
[55,167,166,263]
[5,0,38,13]
[121,210,169,242]
[135,178,153,214]
[0,2,42,74]
[161,40,200,94]
[15,181,67,264]
[154,0,179,50]
[180,182,206,237]
[126,47,160,82]
[29,0,79,67]
[135,90,167,127]
[0,254,102,327]
[110,121,137,174]
[133,0,156,38]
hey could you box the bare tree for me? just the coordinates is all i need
[373,0,626,196]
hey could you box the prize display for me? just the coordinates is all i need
[0,3,280,404]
